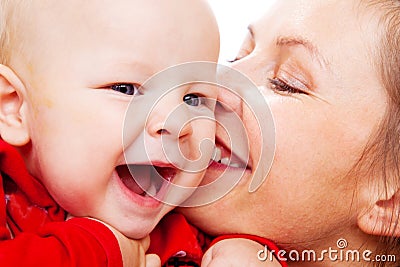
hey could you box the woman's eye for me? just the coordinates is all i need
[111,83,141,96]
[268,78,307,95]
[183,94,203,107]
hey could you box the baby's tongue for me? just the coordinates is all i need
[154,166,176,182]
[117,165,151,195]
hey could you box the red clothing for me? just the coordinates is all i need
[149,212,210,266]
[150,213,287,267]
[0,140,122,266]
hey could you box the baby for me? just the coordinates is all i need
[0,0,219,266]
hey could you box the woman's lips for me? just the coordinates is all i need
[200,160,251,187]
[211,136,251,169]
[212,145,247,168]
[201,139,252,186]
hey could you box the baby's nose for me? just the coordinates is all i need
[146,96,193,140]
[149,115,193,139]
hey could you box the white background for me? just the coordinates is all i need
[207,0,276,62]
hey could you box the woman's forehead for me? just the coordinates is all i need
[251,0,380,70]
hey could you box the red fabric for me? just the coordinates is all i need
[0,140,123,266]
[149,212,209,266]
[150,213,286,267]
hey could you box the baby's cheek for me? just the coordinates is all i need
[177,171,205,188]
[194,124,216,158]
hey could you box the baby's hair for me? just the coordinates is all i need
[0,0,12,64]
[0,0,27,64]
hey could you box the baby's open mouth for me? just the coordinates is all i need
[116,164,177,197]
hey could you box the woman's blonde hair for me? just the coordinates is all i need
[356,0,400,265]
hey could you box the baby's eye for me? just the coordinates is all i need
[111,83,141,96]
[183,94,203,107]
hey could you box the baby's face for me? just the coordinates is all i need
[11,0,219,238]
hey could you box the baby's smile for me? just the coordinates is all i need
[116,164,177,199]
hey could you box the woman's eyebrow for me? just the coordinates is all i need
[276,35,331,71]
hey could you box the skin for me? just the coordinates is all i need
[202,238,282,267]
[1,0,219,239]
[182,0,391,265]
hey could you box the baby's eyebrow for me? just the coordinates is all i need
[275,35,331,71]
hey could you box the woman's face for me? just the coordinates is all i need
[181,0,387,248]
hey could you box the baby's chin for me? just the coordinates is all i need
[115,217,160,239]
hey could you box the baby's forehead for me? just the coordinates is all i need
[11,0,216,47]
[8,1,145,63]
[18,1,186,42]
[6,0,218,84]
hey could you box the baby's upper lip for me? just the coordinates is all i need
[118,159,178,169]
[145,161,176,168]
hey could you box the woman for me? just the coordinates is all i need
[181,0,400,266]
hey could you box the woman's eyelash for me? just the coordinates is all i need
[228,51,250,63]
[268,78,307,95]
[227,55,244,63]
[228,47,253,63]
[227,57,239,63]
[227,54,246,63]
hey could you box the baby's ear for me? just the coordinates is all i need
[358,187,400,237]
[0,64,30,146]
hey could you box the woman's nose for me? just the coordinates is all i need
[217,87,242,115]
[216,65,246,116]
